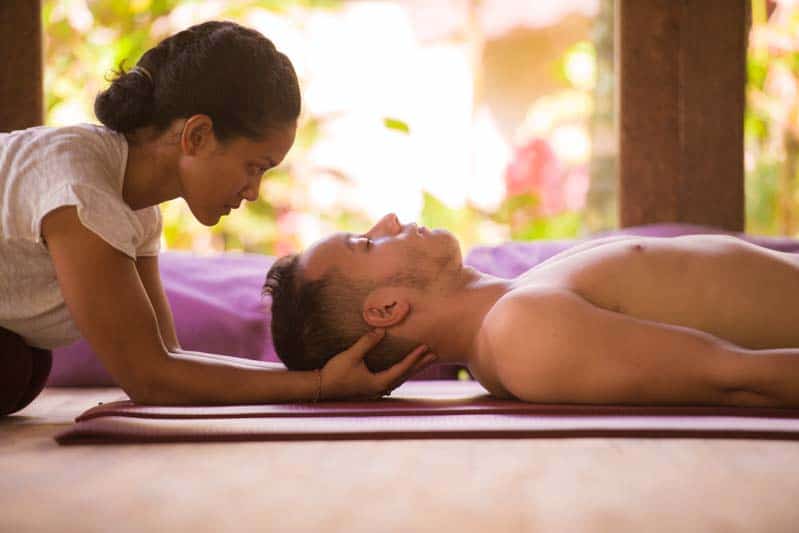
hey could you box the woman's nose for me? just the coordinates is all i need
[241,181,260,202]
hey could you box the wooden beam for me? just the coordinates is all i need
[616,0,747,231]
[0,0,43,132]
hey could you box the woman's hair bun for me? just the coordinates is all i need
[94,65,155,133]
[93,21,301,140]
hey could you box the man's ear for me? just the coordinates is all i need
[362,287,411,328]
[180,114,216,156]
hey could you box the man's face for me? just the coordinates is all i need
[299,213,462,286]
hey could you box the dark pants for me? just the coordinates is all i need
[1,327,52,416]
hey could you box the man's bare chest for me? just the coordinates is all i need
[510,235,799,349]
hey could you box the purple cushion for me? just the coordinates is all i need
[48,251,458,386]
[464,222,799,277]
[49,223,799,386]
[49,251,274,386]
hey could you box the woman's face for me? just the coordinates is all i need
[179,117,296,226]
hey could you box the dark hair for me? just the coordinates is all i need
[263,254,419,373]
[94,20,300,141]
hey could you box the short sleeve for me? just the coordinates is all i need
[135,206,162,257]
[36,183,143,259]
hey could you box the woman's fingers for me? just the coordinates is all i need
[345,328,386,362]
[384,352,438,394]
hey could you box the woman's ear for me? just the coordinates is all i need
[181,114,215,156]
[362,288,410,328]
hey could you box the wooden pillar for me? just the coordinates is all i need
[616,0,747,231]
[0,0,43,132]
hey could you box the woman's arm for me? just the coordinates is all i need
[136,255,286,369]
[136,255,290,369]
[135,255,181,351]
[42,206,433,405]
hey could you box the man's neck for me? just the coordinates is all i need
[404,266,512,366]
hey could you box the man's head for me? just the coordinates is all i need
[263,213,462,372]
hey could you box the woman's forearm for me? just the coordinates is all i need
[132,349,317,405]
[172,348,287,370]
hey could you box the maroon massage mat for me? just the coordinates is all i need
[55,381,799,444]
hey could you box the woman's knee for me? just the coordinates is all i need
[0,327,51,416]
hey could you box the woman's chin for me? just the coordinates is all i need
[202,214,220,226]
[190,207,220,227]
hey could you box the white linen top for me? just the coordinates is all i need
[0,123,162,349]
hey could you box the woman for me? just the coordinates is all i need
[0,20,436,415]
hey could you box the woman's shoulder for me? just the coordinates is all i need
[2,122,119,143]
[2,123,126,168]
[36,123,123,153]
[1,123,135,245]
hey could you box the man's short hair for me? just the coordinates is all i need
[263,254,419,372]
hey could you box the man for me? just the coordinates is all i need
[264,213,799,407]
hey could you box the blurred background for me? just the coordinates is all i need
[42,0,799,255]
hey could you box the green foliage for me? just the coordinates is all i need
[745,0,799,236]
[40,0,799,257]
[420,192,481,248]
[746,158,780,235]
[511,211,582,240]
[383,117,410,134]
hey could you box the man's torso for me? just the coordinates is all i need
[470,234,799,398]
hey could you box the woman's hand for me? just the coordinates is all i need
[319,328,438,400]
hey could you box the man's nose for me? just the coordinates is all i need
[370,213,401,236]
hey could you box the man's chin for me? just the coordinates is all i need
[433,228,463,266]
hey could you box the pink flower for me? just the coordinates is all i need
[563,165,589,212]
[504,138,590,216]
[275,212,301,256]
[504,138,561,198]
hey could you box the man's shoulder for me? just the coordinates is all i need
[482,286,575,335]
[475,287,580,401]
[478,288,576,364]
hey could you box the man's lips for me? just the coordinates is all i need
[404,223,429,237]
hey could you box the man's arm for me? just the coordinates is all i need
[484,288,751,406]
